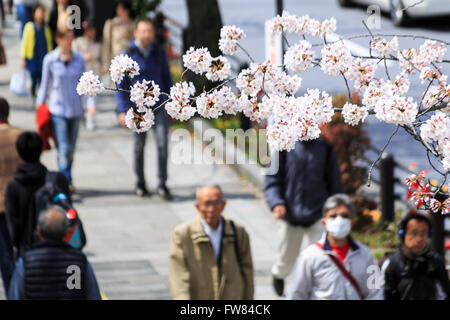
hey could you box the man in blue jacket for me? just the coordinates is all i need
[116,18,173,200]
[264,139,343,296]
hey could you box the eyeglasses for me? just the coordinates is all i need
[406,230,428,238]
[327,212,351,219]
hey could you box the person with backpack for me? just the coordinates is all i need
[169,185,254,300]
[381,213,450,300]
[286,194,382,300]
[8,205,101,300]
[4,131,70,260]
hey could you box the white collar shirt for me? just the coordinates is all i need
[200,218,223,259]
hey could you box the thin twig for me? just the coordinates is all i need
[340,72,352,100]
[367,126,399,187]
[383,58,391,81]
[180,68,189,81]
[434,173,448,197]
[418,79,434,113]
[426,150,446,176]
[362,20,374,38]
[282,32,291,48]
[237,43,255,63]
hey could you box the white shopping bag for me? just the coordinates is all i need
[10,69,29,97]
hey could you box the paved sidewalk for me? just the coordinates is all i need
[0,17,282,300]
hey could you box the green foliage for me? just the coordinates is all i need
[321,93,371,195]
[207,115,242,134]
[130,0,161,19]
[352,219,399,261]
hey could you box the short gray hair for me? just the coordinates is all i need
[38,206,70,241]
[322,194,355,217]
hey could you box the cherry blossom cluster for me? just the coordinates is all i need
[125,108,154,133]
[370,37,398,57]
[239,95,272,123]
[268,11,336,37]
[196,86,240,119]
[130,80,160,111]
[264,89,334,151]
[420,111,450,170]
[320,42,352,76]
[183,47,231,82]
[236,61,302,97]
[398,40,447,75]
[218,25,245,56]
[284,40,315,73]
[341,102,368,126]
[346,58,377,91]
[406,170,450,214]
[76,71,104,97]
[165,81,197,121]
[109,54,140,84]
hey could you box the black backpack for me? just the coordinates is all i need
[33,172,87,250]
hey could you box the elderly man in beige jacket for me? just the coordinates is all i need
[169,185,254,300]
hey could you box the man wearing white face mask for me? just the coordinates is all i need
[287,194,382,300]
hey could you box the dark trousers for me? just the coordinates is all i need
[134,110,169,189]
[30,71,42,98]
[0,0,5,28]
[0,213,14,294]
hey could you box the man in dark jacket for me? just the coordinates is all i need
[116,18,173,200]
[8,205,101,300]
[264,139,343,296]
[381,213,450,300]
[5,131,70,259]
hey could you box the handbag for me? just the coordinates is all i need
[10,69,29,97]
[316,242,364,300]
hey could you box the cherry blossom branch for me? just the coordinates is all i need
[426,149,447,176]
[340,72,352,100]
[342,34,450,46]
[237,43,255,63]
[435,173,448,197]
[418,79,434,111]
[367,125,400,187]
[282,32,291,48]
[383,58,392,81]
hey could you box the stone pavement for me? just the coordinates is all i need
[0,16,282,300]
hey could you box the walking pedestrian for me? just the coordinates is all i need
[169,185,254,300]
[264,138,344,296]
[381,213,450,300]
[0,97,22,294]
[8,205,101,300]
[20,4,53,103]
[102,0,135,75]
[4,132,70,259]
[15,0,38,38]
[72,20,101,131]
[36,29,95,189]
[49,0,88,41]
[115,18,173,200]
[287,194,383,300]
